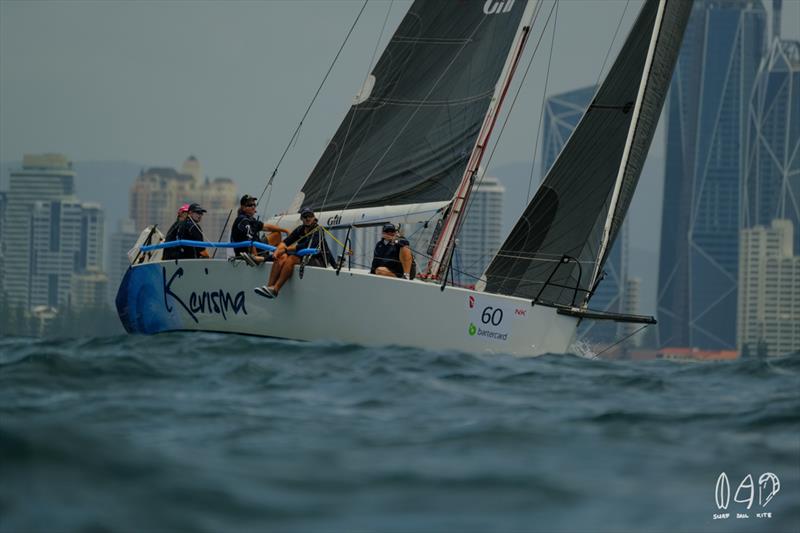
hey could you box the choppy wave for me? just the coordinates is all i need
[1,333,798,532]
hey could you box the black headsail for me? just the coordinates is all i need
[297,0,529,213]
[481,0,691,307]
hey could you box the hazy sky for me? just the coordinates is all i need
[1,0,798,211]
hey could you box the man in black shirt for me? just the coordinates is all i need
[174,203,209,259]
[162,203,189,260]
[254,207,336,299]
[370,223,416,280]
[230,194,289,264]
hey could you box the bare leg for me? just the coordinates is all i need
[374,266,396,277]
[268,255,286,286]
[399,247,412,276]
[273,256,301,293]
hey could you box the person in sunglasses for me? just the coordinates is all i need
[230,194,289,265]
[254,207,336,299]
[370,223,416,280]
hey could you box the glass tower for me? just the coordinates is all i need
[657,0,767,349]
[743,39,800,251]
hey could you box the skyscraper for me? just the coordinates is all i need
[458,176,504,282]
[541,85,597,179]
[2,154,76,307]
[2,154,107,311]
[128,156,237,244]
[738,219,800,357]
[743,39,800,251]
[29,198,104,309]
[658,0,767,349]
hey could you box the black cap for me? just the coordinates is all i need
[300,206,315,217]
[240,194,257,206]
[382,223,397,233]
[188,203,207,214]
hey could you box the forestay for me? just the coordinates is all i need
[296,0,528,213]
[481,0,691,307]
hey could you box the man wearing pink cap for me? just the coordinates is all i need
[162,203,190,260]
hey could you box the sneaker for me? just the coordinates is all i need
[254,285,273,299]
[241,253,257,267]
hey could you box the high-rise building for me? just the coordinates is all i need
[2,154,77,307]
[128,156,237,243]
[541,85,625,330]
[658,0,767,349]
[742,39,800,252]
[541,85,597,179]
[458,176,504,281]
[738,219,800,357]
[1,154,107,312]
[71,269,109,310]
[29,198,104,309]
[199,177,238,244]
[108,218,139,303]
[129,166,194,233]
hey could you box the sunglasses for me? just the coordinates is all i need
[245,203,257,208]
[301,214,315,219]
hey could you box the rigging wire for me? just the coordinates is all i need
[526,0,558,201]
[258,0,370,212]
[446,0,554,282]
[481,0,638,295]
[321,0,395,214]
[594,0,631,89]
[593,323,649,358]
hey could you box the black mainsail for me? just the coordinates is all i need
[297,0,530,213]
[481,0,692,307]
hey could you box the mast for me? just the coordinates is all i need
[427,0,539,280]
[586,0,668,300]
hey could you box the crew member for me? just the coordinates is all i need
[254,207,336,299]
[175,203,209,259]
[230,194,289,264]
[370,223,415,280]
[162,203,190,260]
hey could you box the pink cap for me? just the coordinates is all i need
[178,203,190,213]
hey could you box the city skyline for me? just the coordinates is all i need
[0,2,800,356]
[3,0,796,208]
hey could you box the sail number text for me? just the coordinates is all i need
[480,306,504,326]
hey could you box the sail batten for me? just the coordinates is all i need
[481,0,692,306]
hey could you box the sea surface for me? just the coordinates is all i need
[1,333,798,533]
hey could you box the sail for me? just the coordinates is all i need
[481,0,691,306]
[297,0,528,213]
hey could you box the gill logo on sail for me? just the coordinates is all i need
[483,0,515,15]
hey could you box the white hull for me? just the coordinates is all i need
[116,259,579,356]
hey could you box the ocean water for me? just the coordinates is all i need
[1,333,798,533]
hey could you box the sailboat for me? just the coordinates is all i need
[116,0,691,356]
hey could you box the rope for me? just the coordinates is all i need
[258,0,370,211]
